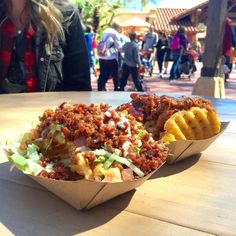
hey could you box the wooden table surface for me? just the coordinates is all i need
[0,92,236,236]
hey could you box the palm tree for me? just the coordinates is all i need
[71,0,124,35]
[141,0,148,8]
[141,0,157,9]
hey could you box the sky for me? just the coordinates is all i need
[156,0,206,8]
[116,0,207,11]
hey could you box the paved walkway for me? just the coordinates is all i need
[91,62,236,100]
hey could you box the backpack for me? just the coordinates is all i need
[97,35,110,57]
[169,34,180,51]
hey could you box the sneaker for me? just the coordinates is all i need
[170,79,176,83]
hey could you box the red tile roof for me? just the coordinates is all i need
[153,8,199,33]
[172,2,208,20]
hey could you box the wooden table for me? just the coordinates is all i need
[0,92,236,236]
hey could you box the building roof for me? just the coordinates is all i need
[153,8,199,33]
[172,1,208,20]
[172,0,236,21]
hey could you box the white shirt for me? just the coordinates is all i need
[143,32,157,50]
[99,28,122,60]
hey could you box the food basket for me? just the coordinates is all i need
[166,122,229,164]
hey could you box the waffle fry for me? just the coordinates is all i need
[161,107,221,142]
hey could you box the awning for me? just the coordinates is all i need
[153,8,199,33]
[120,16,150,28]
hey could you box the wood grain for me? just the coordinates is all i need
[0,92,235,236]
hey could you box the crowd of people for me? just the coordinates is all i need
[92,24,201,90]
[0,0,234,94]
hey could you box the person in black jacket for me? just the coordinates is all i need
[155,31,168,78]
[0,0,91,93]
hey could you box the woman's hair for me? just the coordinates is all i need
[3,0,77,53]
[31,0,76,47]
[177,26,186,35]
[159,31,167,39]
[85,24,93,33]
[129,32,137,41]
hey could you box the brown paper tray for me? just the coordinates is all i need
[1,139,165,210]
[30,163,164,210]
[166,122,229,164]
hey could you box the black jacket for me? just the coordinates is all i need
[0,6,91,92]
[156,38,168,56]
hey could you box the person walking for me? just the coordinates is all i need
[97,22,122,91]
[155,31,168,78]
[169,26,189,81]
[0,0,91,93]
[120,32,144,92]
[142,26,157,51]
[84,25,97,79]
[163,29,172,74]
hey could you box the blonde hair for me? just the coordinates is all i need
[2,0,76,53]
[30,0,76,52]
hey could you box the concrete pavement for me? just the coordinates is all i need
[91,62,236,100]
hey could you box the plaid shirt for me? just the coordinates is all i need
[0,17,38,92]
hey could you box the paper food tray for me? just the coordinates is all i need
[30,163,164,210]
[1,139,165,210]
[166,122,229,164]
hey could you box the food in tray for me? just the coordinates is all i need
[4,102,168,182]
[161,107,220,142]
[117,93,221,142]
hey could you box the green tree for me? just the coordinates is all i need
[141,0,148,8]
[121,0,157,10]
[71,0,124,35]
[141,0,157,10]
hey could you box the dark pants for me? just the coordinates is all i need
[98,59,119,91]
[224,56,232,81]
[120,64,144,91]
[157,52,166,73]
[170,49,182,80]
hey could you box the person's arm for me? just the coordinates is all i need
[92,36,97,56]
[156,39,162,50]
[62,10,91,91]
[113,32,123,52]
[185,36,190,50]
[164,39,168,48]
[153,33,158,47]
[133,45,141,66]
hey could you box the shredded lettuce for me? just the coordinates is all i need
[93,149,106,156]
[4,136,22,154]
[94,155,107,163]
[27,143,40,162]
[8,153,44,175]
[134,146,141,154]
[103,154,117,169]
[8,153,28,169]
[49,124,64,134]
[4,136,47,176]
[93,149,144,178]
[43,124,65,153]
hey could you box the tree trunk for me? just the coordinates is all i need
[192,0,228,98]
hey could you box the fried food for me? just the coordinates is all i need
[5,102,168,182]
[161,107,221,142]
[117,93,221,141]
